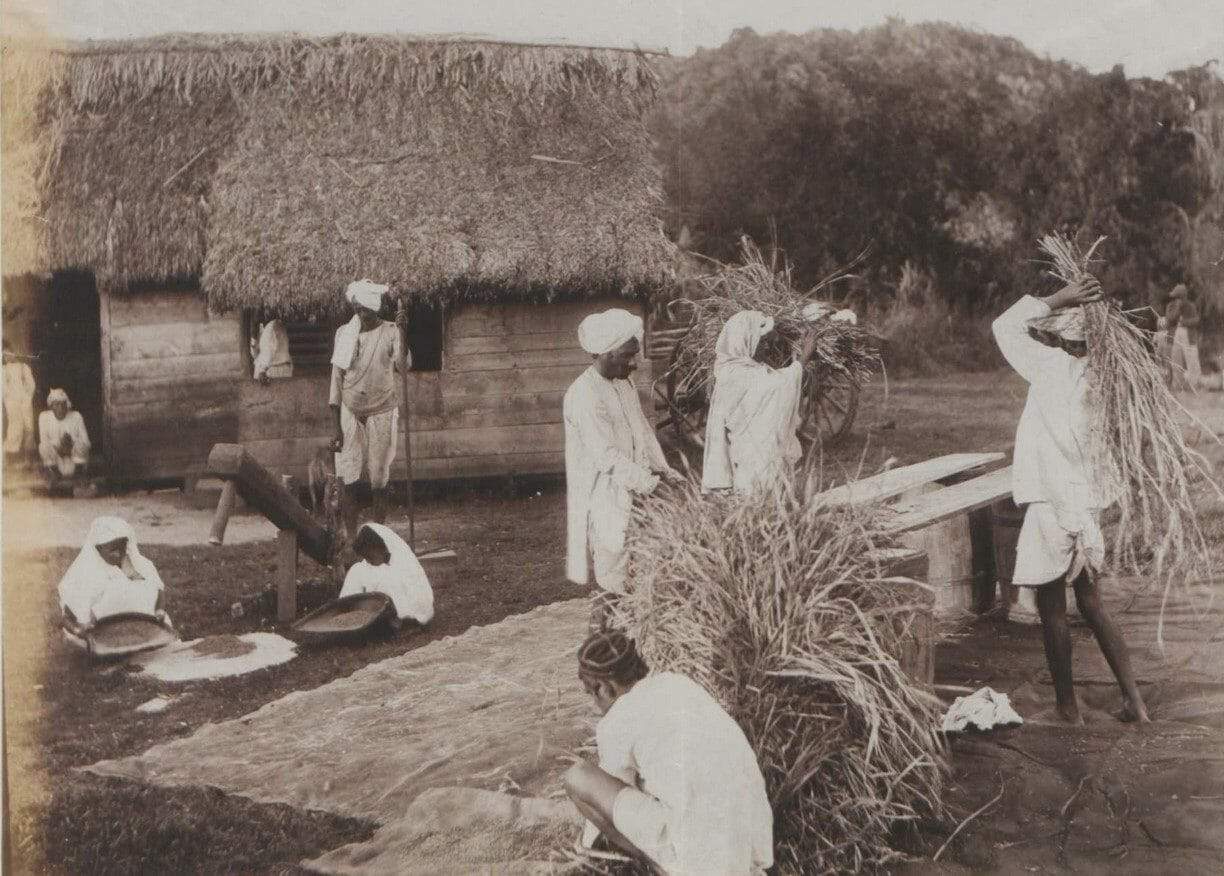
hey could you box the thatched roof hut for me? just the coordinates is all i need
[16,34,675,311]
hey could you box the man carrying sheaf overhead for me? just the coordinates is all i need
[329,279,409,541]
[563,309,681,632]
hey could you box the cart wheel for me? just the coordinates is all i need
[663,326,709,454]
[799,366,860,451]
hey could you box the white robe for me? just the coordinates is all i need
[338,523,434,624]
[58,517,166,627]
[563,366,667,591]
[992,296,1119,585]
[253,319,293,380]
[3,361,36,454]
[702,313,804,493]
[38,409,91,475]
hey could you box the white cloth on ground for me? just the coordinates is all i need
[941,687,1024,733]
[591,672,774,876]
[702,311,804,493]
[38,409,91,475]
[992,295,1117,584]
[339,523,434,624]
[577,309,644,356]
[58,517,165,626]
[563,366,667,592]
[253,319,293,379]
[3,361,36,454]
[334,406,398,488]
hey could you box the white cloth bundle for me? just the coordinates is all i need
[940,687,1024,733]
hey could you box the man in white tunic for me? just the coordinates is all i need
[252,315,293,384]
[3,349,37,458]
[702,310,820,493]
[329,280,407,541]
[563,630,775,875]
[38,388,91,483]
[992,278,1150,725]
[564,309,679,631]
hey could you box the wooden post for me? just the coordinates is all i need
[276,528,298,625]
[396,297,416,549]
[208,480,239,545]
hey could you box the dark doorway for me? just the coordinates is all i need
[30,271,106,463]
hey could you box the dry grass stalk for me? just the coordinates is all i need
[1036,232,1222,590]
[666,238,879,402]
[613,471,946,874]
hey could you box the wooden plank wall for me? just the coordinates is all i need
[105,289,243,480]
[237,298,654,481]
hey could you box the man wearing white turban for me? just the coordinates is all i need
[702,311,819,494]
[564,309,679,631]
[329,279,409,540]
[38,388,91,484]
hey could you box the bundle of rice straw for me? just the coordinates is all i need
[1036,233,1221,592]
[611,472,946,874]
[666,238,879,402]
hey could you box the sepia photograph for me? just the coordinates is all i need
[1,0,1222,872]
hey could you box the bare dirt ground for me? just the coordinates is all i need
[2,371,1221,874]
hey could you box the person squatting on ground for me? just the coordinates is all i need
[1164,283,1202,391]
[58,516,171,632]
[338,522,434,632]
[563,630,774,876]
[992,279,1150,725]
[701,310,818,494]
[563,309,681,633]
[329,279,409,541]
[38,388,91,484]
[3,349,37,458]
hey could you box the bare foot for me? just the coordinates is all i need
[1114,700,1151,724]
[1056,703,1086,726]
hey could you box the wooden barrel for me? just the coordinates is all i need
[991,498,1025,617]
[898,484,975,618]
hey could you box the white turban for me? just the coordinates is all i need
[345,279,388,312]
[1029,306,1086,343]
[47,388,70,406]
[577,309,644,356]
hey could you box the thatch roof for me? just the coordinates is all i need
[13,34,676,311]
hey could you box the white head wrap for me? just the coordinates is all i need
[1029,307,1086,343]
[47,387,71,406]
[345,279,389,313]
[577,309,644,356]
[714,311,775,368]
[339,523,435,624]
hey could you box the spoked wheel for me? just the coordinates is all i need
[798,366,860,453]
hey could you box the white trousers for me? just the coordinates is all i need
[334,406,398,488]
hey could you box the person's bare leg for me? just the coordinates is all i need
[1035,581,1083,725]
[1072,571,1151,723]
[342,483,361,543]
[371,487,388,525]
[562,762,657,869]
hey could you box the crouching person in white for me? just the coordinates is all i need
[992,279,1149,725]
[58,517,171,632]
[564,630,774,875]
[339,523,434,632]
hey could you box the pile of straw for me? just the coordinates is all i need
[1037,233,1220,587]
[611,473,946,873]
[666,238,878,401]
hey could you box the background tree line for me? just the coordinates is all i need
[650,20,1223,368]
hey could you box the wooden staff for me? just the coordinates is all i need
[396,297,416,549]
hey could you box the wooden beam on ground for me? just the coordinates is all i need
[813,452,1005,509]
[885,466,1013,535]
[207,443,332,564]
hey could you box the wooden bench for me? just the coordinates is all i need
[815,454,1015,620]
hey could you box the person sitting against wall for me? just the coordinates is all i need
[38,388,91,488]
[58,516,171,633]
[337,522,435,632]
[251,312,294,385]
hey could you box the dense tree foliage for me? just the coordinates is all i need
[653,20,1223,317]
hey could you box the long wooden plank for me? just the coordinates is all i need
[814,453,1006,508]
[110,351,242,382]
[109,321,240,362]
[448,331,577,356]
[446,347,591,374]
[885,467,1013,534]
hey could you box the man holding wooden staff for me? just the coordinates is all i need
[564,309,681,632]
[329,279,409,541]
